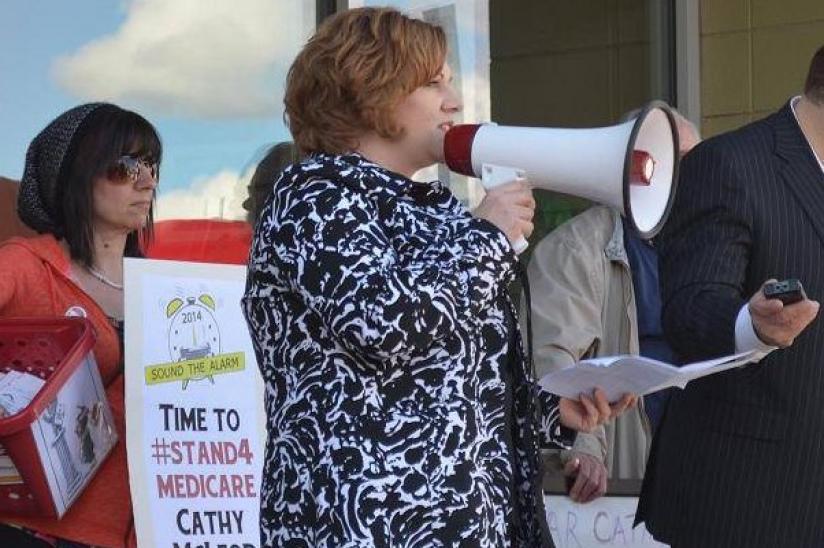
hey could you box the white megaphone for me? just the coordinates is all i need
[444,101,680,254]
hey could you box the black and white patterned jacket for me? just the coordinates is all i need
[243,153,571,547]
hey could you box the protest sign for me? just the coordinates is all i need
[546,495,665,548]
[125,259,264,548]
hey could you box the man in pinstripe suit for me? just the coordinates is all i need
[636,46,824,547]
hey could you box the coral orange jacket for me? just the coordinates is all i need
[0,235,135,547]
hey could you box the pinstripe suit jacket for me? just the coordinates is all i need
[636,102,824,547]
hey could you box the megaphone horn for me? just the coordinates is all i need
[444,101,680,253]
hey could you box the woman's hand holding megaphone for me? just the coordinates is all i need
[473,178,535,252]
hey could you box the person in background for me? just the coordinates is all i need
[243,7,635,547]
[242,141,301,224]
[0,103,161,547]
[525,108,700,503]
[636,45,823,547]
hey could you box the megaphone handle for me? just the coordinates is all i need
[480,164,530,255]
[481,163,525,189]
[512,236,529,255]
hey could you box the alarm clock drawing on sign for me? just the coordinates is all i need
[166,295,221,389]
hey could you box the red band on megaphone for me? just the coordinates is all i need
[444,124,482,176]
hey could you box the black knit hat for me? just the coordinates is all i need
[17,103,110,233]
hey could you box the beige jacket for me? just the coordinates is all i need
[524,205,651,479]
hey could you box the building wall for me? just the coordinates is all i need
[490,0,655,128]
[700,0,824,136]
[0,177,35,243]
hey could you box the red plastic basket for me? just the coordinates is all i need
[0,317,112,518]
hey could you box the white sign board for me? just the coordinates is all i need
[546,495,667,548]
[125,258,265,548]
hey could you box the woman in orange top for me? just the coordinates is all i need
[0,103,161,547]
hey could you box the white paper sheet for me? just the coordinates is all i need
[539,351,757,401]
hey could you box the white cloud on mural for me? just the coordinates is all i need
[53,0,313,118]
[155,170,250,221]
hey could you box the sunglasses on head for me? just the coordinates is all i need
[108,154,159,184]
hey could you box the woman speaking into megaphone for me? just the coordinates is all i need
[242,7,635,547]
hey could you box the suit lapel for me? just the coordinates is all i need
[774,102,824,245]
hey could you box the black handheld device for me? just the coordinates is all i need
[763,278,806,305]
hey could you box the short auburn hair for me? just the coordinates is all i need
[285,7,447,155]
[804,45,824,105]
